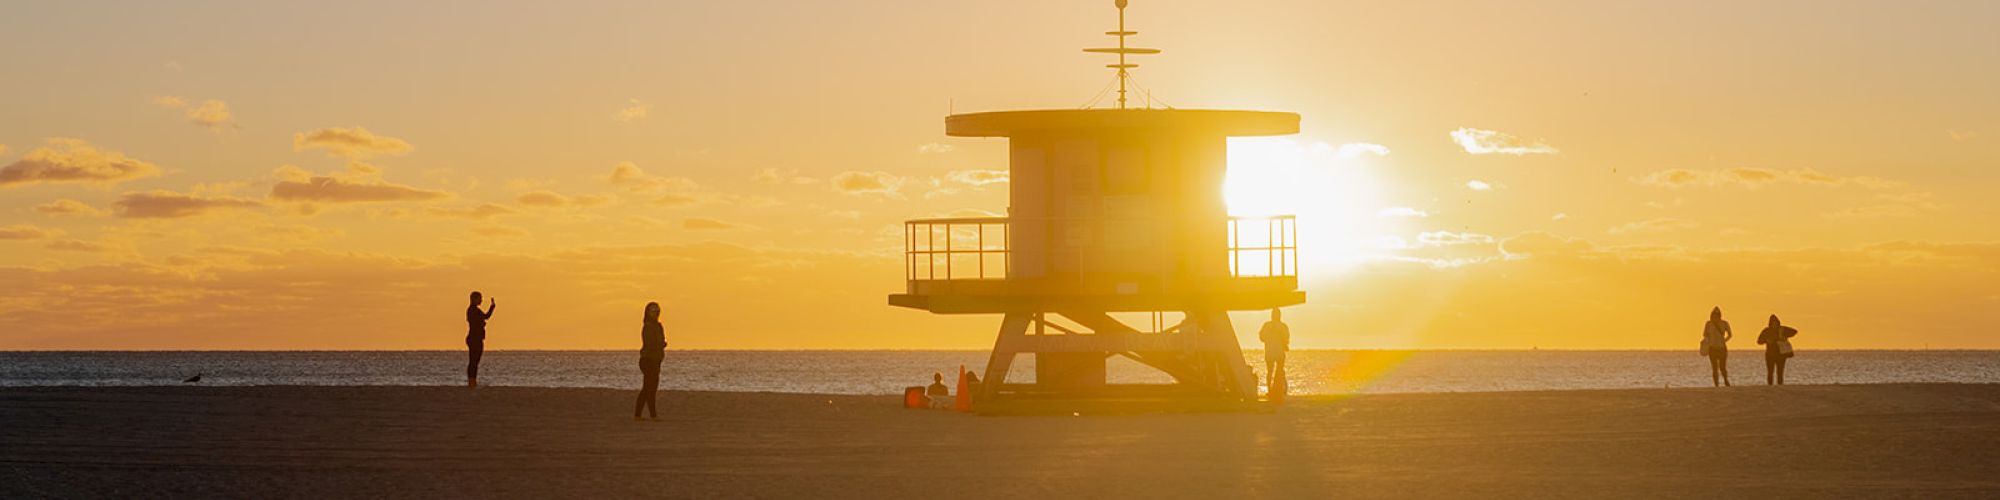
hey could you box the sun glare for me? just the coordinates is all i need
[1225,137,1403,277]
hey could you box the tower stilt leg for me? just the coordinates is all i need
[1189,310,1256,400]
[981,313,1032,398]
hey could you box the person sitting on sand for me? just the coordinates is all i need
[464,291,496,389]
[926,372,949,397]
[1756,315,1800,385]
[636,302,666,421]
[1702,307,1733,387]
[925,372,952,409]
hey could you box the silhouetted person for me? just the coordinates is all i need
[465,291,495,389]
[1702,307,1733,387]
[635,302,666,421]
[1756,315,1799,385]
[921,372,953,409]
[924,374,948,408]
[1258,308,1291,393]
[926,372,950,397]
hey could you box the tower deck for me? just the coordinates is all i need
[889,214,1302,314]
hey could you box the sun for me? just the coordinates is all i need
[1224,137,1404,277]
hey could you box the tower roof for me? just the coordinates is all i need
[945,109,1299,138]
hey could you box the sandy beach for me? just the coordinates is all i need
[2,384,1997,498]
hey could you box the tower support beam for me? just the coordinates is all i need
[977,309,1255,402]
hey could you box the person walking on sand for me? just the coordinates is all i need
[635,302,667,421]
[1702,307,1733,387]
[465,291,496,389]
[1756,315,1800,385]
[1258,308,1291,393]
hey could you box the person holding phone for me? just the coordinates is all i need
[465,291,495,389]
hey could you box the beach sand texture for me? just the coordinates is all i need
[3,384,1997,498]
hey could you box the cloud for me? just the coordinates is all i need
[471,226,528,238]
[1416,231,1496,247]
[0,242,906,349]
[1635,167,1899,189]
[1607,217,1699,235]
[424,203,519,220]
[1864,241,2000,262]
[0,138,164,188]
[34,199,104,217]
[292,127,413,159]
[269,165,451,204]
[652,193,701,207]
[515,190,568,207]
[1948,130,1978,141]
[516,190,612,208]
[252,224,344,243]
[184,100,236,130]
[45,239,113,252]
[0,224,58,240]
[1450,128,1558,155]
[1466,179,1494,191]
[945,169,1008,186]
[1499,231,1593,258]
[1826,192,1945,220]
[113,190,265,218]
[616,99,649,123]
[1551,212,1569,221]
[1377,231,1505,268]
[732,195,783,208]
[1377,207,1429,218]
[752,168,817,185]
[152,96,188,109]
[1337,143,1391,158]
[608,162,698,193]
[917,143,956,154]
[831,171,907,196]
[683,217,745,231]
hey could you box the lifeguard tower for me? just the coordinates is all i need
[890,1,1302,407]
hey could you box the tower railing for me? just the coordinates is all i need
[902,215,1298,284]
[1227,215,1298,278]
[905,217,1011,281]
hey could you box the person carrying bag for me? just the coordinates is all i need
[1756,315,1800,385]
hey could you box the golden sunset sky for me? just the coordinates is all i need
[2,1,1995,350]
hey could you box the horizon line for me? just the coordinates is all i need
[3,348,1995,353]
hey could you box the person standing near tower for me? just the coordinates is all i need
[465,291,496,389]
[1258,308,1291,396]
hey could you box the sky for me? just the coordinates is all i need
[1,0,1996,350]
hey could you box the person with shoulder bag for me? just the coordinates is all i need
[1755,315,1800,385]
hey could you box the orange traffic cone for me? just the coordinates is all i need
[953,364,971,412]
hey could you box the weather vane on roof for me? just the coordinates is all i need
[1084,0,1160,110]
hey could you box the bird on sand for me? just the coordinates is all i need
[183,374,202,383]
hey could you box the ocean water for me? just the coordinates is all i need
[1,350,1995,395]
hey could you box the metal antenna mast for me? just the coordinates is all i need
[1084,0,1160,109]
